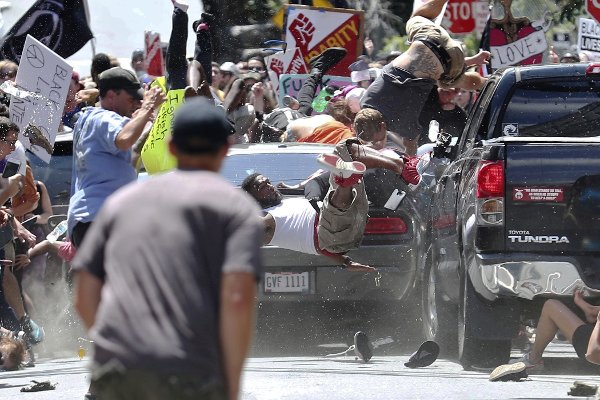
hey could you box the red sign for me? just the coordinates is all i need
[284,6,364,77]
[444,0,476,34]
[144,31,164,77]
[587,0,600,24]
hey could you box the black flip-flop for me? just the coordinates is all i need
[404,340,440,368]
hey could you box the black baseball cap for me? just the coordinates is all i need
[172,98,234,154]
[98,67,144,100]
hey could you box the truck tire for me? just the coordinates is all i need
[458,273,511,370]
[422,250,458,355]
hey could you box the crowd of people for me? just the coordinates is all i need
[0,0,598,398]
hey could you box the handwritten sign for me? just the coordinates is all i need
[277,74,352,107]
[9,35,72,163]
[140,77,183,174]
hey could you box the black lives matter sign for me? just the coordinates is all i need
[578,18,600,54]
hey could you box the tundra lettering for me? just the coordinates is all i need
[507,235,570,244]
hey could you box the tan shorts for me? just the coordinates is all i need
[317,140,369,254]
[406,16,464,84]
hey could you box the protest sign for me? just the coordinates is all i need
[277,74,352,107]
[9,34,72,163]
[578,18,600,58]
[282,5,363,77]
[488,1,551,69]
[140,77,183,174]
[145,31,164,77]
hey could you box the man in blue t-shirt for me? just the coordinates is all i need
[67,67,166,248]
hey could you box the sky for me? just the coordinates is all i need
[0,0,204,75]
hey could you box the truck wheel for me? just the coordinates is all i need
[421,250,457,355]
[458,274,511,370]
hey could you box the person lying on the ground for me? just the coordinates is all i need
[361,0,490,155]
[0,333,25,371]
[244,47,348,143]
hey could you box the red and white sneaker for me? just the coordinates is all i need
[401,155,421,189]
[317,153,366,188]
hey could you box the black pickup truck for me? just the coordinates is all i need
[421,63,600,369]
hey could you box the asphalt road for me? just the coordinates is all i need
[3,302,600,400]
[2,345,600,400]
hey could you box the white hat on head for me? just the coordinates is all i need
[219,61,240,77]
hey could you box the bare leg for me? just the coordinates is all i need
[3,268,25,319]
[412,0,448,19]
[530,299,586,363]
[329,185,354,210]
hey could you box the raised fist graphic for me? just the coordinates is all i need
[289,13,315,49]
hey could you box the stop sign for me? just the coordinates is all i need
[587,0,600,24]
[444,0,476,34]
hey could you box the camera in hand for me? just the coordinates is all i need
[2,161,20,178]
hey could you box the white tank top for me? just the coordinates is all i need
[265,198,320,255]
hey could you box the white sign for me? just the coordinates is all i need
[491,30,547,69]
[9,35,72,163]
[578,18,600,56]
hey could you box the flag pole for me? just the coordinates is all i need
[82,0,95,57]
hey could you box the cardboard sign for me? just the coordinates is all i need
[277,74,352,107]
[512,187,564,202]
[145,31,164,77]
[9,35,72,164]
[140,77,182,174]
[489,2,551,70]
[578,18,600,57]
[283,5,363,77]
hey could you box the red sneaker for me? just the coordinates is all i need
[401,155,421,189]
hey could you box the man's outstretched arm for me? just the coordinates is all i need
[346,143,404,174]
[325,252,376,272]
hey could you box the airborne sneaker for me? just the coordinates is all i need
[308,47,348,75]
[317,153,365,188]
[353,331,373,363]
[404,340,439,368]
[401,155,421,189]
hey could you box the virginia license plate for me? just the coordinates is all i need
[264,272,310,293]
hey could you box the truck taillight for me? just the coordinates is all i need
[364,217,407,235]
[477,161,504,226]
[586,63,600,75]
[477,161,504,198]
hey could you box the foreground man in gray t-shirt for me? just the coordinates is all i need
[73,97,263,400]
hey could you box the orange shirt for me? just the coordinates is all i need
[297,121,354,144]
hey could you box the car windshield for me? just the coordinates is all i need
[502,80,600,137]
[222,152,326,187]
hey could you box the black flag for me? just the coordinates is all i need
[0,0,93,62]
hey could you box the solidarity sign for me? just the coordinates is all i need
[279,5,364,78]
